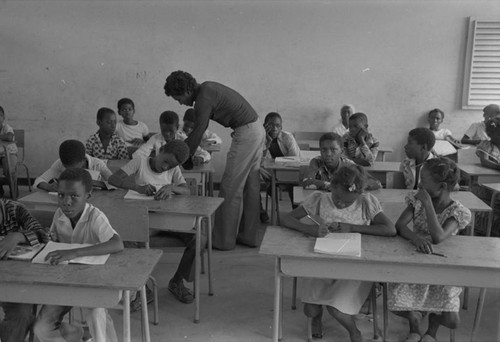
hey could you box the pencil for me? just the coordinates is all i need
[303,207,320,226]
[431,252,447,258]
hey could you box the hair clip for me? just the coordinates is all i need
[348,183,357,192]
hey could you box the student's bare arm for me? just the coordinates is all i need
[281,206,327,237]
[108,169,142,192]
[461,134,481,145]
[0,132,14,142]
[478,153,500,171]
[37,182,58,192]
[346,211,396,236]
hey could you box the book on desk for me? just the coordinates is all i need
[314,233,361,257]
[32,241,110,265]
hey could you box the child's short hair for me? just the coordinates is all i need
[331,164,367,193]
[164,71,197,97]
[96,107,115,121]
[408,127,436,150]
[117,98,135,110]
[428,108,444,118]
[0,106,4,116]
[319,132,343,147]
[483,104,500,116]
[349,112,368,126]
[159,111,179,126]
[485,117,500,138]
[183,108,195,123]
[59,140,86,166]
[424,157,459,190]
[159,140,190,165]
[59,167,93,193]
[264,112,282,124]
[341,104,355,113]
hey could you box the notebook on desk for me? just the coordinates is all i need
[124,190,155,200]
[32,241,110,265]
[0,237,46,261]
[314,233,361,257]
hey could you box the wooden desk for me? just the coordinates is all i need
[19,189,224,323]
[203,143,221,154]
[260,226,500,342]
[0,140,17,199]
[365,161,402,188]
[458,163,500,189]
[298,140,393,160]
[0,248,162,342]
[107,159,216,196]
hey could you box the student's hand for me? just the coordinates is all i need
[264,123,273,143]
[328,222,351,233]
[0,232,24,259]
[315,223,329,238]
[302,178,322,188]
[411,236,433,254]
[357,129,369,144]
[138,184,157,196]
[192,156,204,166]
[154,184,174,200]
[45,249,78,265]
[130,138,144,146]
[415,188,432,206]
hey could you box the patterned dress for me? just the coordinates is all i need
[300,191,382,314]
[388,192,471,312]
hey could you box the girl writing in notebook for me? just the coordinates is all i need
[282,164,396,342]
[388,157,471,342]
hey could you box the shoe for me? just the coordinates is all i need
[130,285,154,312]
[404,332,422,342]
[168,278,194,304]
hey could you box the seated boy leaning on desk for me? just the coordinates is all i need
[34,168,124,342]
[34,139,112,192]
[109,140,200,304]
[182,108,222,148]
[0,198,48,342]
[133,110,210,166]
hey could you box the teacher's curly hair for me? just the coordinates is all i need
[164,70,197,96]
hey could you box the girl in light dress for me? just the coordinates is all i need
[388,157,471,342]
[282,164,396,342]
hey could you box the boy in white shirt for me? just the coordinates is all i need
[34,168,124,342]
[109,140,202,304]
[115,98,153,154]
[34,140,112,192]
[461,104,500,145]
[332,104,354,137]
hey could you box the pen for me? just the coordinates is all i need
[303,207,320,226]
[431,252,447,258]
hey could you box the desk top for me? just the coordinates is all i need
[365,161,401,172]
[260,225,500,272]
[298,140,393,153]
[107,159,215,174]
[0,248,162,291]
[264,160,401,172]
[292,187,491,212]
[458,163,500,177]
[19,190,224,217]
[203,143,221,153]
[481,183,500,192]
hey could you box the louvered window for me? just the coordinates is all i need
[462,18,500,109]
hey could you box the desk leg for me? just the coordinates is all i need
[271,170,277,225]
[140,286,151,342]
[194,216,202,323]
[208,172,214,197]
[123,290,131,342]
[201,174,206,197]
[471,288,486,342]
[386,172,395,189]
[462,212,475,310]
[207,215,214,296]
[487,191,499,237]
[273,258,282,342]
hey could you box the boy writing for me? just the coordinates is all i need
[461,104,500,145]
[34,168,123,342]
[85,107,129,160]
[183,108,222,147]
[0,199,47,342]
[400,128,436,190]
[343,112,379,166]
[134,111,210,166]
[109,140,200,303]
[34,140,112,192]
[0,106,18,196]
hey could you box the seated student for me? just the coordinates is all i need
[476,117,500,171]
[282,165,396,342]
[109,140,201,304]
[388,157,471,342]
[34,140,112,192]
[0,199,48,342]
[183,108,222,147]
[343,112,379,166]
[332,104,354,137]
[134,110,210,166]
[400,128,436,190]
[428,108,461,144]
[461,104,500,145]
[34,168,123,342]
[0,106,18,196]
[85,107,129,160]
[115,98,152,151]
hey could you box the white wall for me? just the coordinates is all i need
[1,0,499,180]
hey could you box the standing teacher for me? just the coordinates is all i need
[164,71,265,250]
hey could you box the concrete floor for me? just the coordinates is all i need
[9,187,500,342]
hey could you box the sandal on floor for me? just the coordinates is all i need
[404,332,422,342]
[311,316,323,339]
[421,335,437,342]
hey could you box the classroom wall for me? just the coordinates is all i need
[1,0,499,181]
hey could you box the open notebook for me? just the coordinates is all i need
[314,233,361,257]
[124,190,155,200]
[0,237,46,261]
[32,241,110,265]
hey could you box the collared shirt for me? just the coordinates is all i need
[0,199,48,246]
[85,132,129,160]
[332,121,349,137]
[133,132,211,162]
[307,156,355,190]
[121,154,185,188]
[0,123,18,155]
[34,154,112,188]
[464,121,489,141]
[263,131,300,161]
[116,120,150,147]
[400,153,435,190]
[343,133,379,165]
[476,140,500,165]
[50,203,117,244]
